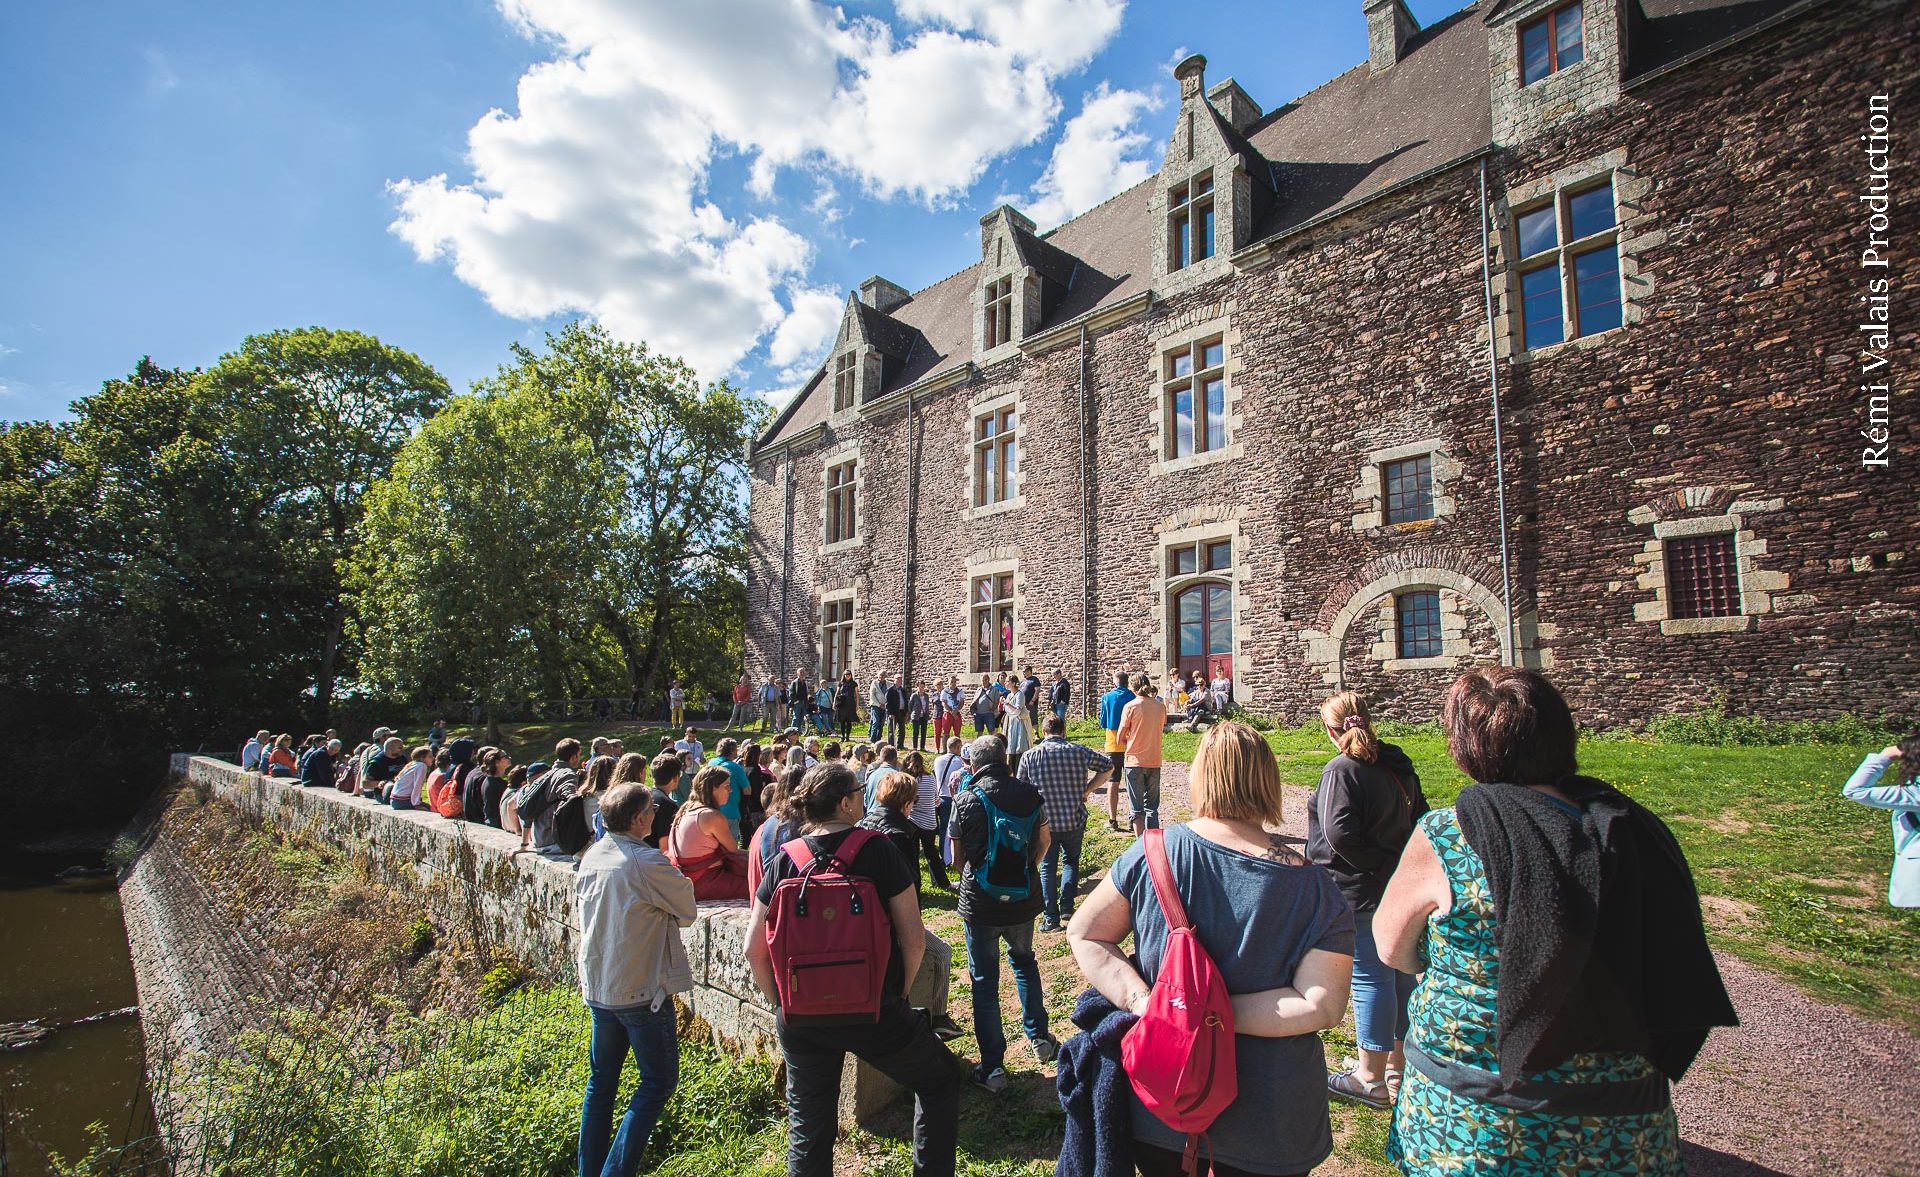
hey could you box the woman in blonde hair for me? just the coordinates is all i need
[1068,721,1354,1177]
[1307,691,1429,1110]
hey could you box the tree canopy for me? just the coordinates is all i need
[346,323,764,736]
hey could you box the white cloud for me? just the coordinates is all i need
[895,0,1126,72]
[0,343,17,357]
[391,0,1128,383]
[768,286,844,369]
[1024,83,1161,228]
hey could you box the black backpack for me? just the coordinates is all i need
[550,793,592,855]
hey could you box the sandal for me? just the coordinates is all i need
[1384,1067,1403,1103]
[1327,1069,1392,1110]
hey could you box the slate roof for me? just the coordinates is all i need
[757,0,1817,450]
[1244,4,1492,241]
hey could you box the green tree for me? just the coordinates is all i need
[347,386,608,739]
[347,323,763,728]
[0,360,319,833]
[199,328,449,723]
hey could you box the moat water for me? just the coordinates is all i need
[0,864,154,1176]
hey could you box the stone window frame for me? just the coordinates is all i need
[1493,149,1653,362]
[1147,311,1245,477]
[1149,509,1248,699]
[1627,491,1789,635]
[819,441,863,555]
[962,387,1025,520]
[1367,588,1475,673]
[959,549,1023,676]
[1350,438,1459,532]
[1487,0,1620,146]
[818,588,859,683]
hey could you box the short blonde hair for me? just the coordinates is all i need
[872,769,917,812]
[1189,721,1283,825]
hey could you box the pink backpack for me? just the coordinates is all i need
[1121,828,1238,1175]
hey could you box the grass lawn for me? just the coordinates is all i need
[479,714,1916,1175]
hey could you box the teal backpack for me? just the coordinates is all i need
[971,784,1041,903]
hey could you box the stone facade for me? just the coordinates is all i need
[748,0,1919,725]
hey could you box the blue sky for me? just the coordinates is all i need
[0,0,1466,424]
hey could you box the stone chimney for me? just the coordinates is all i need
[1173,53,1208,101]
[857,275,910,314]
[1206,77,1262,134]
[1364,0,1420,73]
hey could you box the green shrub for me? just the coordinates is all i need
[406,918,437,961]
[104,835,143,871]
[1639,704,1904,747]
[478,962,527,1007]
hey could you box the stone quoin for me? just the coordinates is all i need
[746,0,1920,726]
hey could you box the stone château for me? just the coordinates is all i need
[746,0,1919,724]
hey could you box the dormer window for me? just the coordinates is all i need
[832,352,856,412]
[984,277,1014,349]
[1170,174,1215,270]
[1520,1,1584,85]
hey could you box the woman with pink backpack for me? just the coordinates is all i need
[1065,721,1354,1177]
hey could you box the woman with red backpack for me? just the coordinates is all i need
[743,761,959,1177]
[1065,721,1354,1177]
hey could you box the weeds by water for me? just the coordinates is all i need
[55,986,785,1177]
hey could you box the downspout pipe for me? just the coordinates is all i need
[779,450,794,682]
[902,384,920,690]
[1078,323,1094,721]
[1480,157,1519,664]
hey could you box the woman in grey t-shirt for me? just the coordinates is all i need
[1069,721,1355,1177]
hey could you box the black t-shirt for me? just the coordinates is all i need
[366,753,406,785]
[646,787,680,849]
[755,826,916,1008]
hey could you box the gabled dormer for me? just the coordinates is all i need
[974,205,1076,361]
[827,276,918,415]
[1484,0,1626,146]
[1151,54,1265,291]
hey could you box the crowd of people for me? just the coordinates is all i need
[232,665,1920,1177]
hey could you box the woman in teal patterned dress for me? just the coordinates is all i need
[1373,668,1735,1176]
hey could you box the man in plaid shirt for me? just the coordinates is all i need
[1018,714,1114,932]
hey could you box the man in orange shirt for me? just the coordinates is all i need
[1114,672,1167,834]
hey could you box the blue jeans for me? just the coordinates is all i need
[1039,826,1084,924]
[1350,911,1415,1054]
[964,919,1048,1070]
[579,1001,679,1177]
[869,706,886,742]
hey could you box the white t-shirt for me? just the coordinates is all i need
[675,738,703,763]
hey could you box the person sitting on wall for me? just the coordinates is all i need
[298,738,339,789]
[666,765,751,901]
[575,782,696,1177]
[240,729,270,771]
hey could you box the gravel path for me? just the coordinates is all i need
[1152,761,1920,1177]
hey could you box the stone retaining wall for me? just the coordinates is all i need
[135,755,950,1127]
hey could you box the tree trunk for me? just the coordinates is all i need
[634,584,674,701]
[600,602,648,703]
[315,596,343,728]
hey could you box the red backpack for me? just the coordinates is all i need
[1121,828,1238,1175]
[763,828,893,1021]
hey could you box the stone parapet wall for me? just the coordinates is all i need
[139,756,949,1124]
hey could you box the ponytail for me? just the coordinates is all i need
[1320,690,1380,764]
